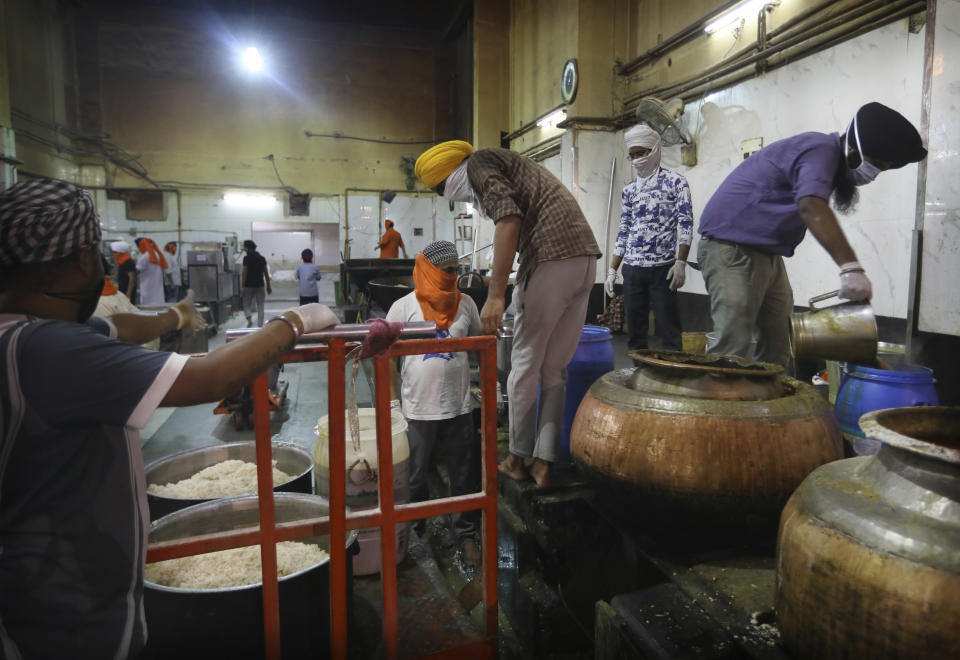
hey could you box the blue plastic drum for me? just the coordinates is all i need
[559,326,615,462]
[835,363,938,455]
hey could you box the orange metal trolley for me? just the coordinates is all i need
[146,331,500,660]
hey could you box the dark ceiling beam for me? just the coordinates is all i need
[439,0,472,42]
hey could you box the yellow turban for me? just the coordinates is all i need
[414,140,474,189]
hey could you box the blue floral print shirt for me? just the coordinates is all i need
[614,167,693,267]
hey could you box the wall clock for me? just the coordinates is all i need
[561,59,578,104]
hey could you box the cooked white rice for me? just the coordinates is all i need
[147,459,296,499]
[145,541,329,589]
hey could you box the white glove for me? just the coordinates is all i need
[284,303,340,335]
[171,289,207,330]
[604,267,619,298]
[838,262,872,301]
[666,260,687,291]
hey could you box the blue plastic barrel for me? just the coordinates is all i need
[835,363,938,455]
[559,326,615,462]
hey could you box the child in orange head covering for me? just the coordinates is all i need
[384,240,483,565]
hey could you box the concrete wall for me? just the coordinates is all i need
[89,6,449,193]
[5,0,83,181]
[509,0,578,138]
[918,0,960,336]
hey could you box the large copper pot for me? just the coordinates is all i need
[776,406,960,659]
[570,351,841,532]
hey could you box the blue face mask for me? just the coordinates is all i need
[846,116,882,186]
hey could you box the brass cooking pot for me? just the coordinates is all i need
[776,406,960,659]
[571,350,842,535]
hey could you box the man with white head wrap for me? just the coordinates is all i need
[110,239,137,300]
[606,123,693,353]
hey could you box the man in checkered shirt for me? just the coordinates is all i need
[414,141,600,488]
[605,124,693,352]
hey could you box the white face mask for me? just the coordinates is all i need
[441,160,474,202]
[846,116,882,187]
[630,140,662,179]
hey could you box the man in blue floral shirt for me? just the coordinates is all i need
[605,124,693,352]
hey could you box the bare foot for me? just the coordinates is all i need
[497,454,529,481]
[529,459,552,489]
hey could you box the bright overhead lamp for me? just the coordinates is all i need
[223,192,277,206]
[704,0,779,34]
[536,108,567,128]
[241,46,263,72]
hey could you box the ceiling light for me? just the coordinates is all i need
[536,108,567,128]
[704,0,779,34]
[223,192,277,206]
[241,46,263,73]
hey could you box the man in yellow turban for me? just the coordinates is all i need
[415,140,600,489]
[414,140,474,190]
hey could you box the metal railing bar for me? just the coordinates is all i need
[146,493,492,563]
[327,338,349,660]
[374,354,401,659]
[253,372,283,660]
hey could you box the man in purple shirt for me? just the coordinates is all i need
[696,102,926,366]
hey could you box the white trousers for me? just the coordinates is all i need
[242,286,266,327]
[508,256,596,462]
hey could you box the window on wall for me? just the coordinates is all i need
[288,193,310,216]
[107,189,165,221]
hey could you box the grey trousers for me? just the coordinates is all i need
[242,286,266,327]
[697,236,793,366]
[405,413,480,541]
[508,256,597,462]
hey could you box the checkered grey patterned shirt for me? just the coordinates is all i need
[467,148,600,285]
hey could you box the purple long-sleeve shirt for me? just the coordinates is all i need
[698,131,843,256]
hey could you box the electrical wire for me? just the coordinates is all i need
[263,154,300,194]
[303,130,436,145]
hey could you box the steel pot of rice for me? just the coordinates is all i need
[141,493,358,659]
[145,441,314,520]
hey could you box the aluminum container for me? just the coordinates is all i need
[777,406,960,659]
[142,493,357,659]
[145,441,313,520]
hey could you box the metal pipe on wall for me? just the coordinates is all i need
[617,0,747,75]
[622,0,923,111]
[601,156,617,313]
[906,0,937,359]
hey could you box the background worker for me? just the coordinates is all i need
[241,239,272,327]
[96,253,205,350]
[386,240,482,567]
[375,219,408,259]
[697,101,927,367]
[414,140,600,489]
[135,237,166,305]
[0,178,339,660]
[606,124,693,353]
[296,248,321,304]
[111,240,137,301]
[163,241,182,302]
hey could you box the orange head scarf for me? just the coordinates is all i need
[101,277,118,296]
[138,238,168,269]
[114,252,131,266]
[413,253,461,331]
